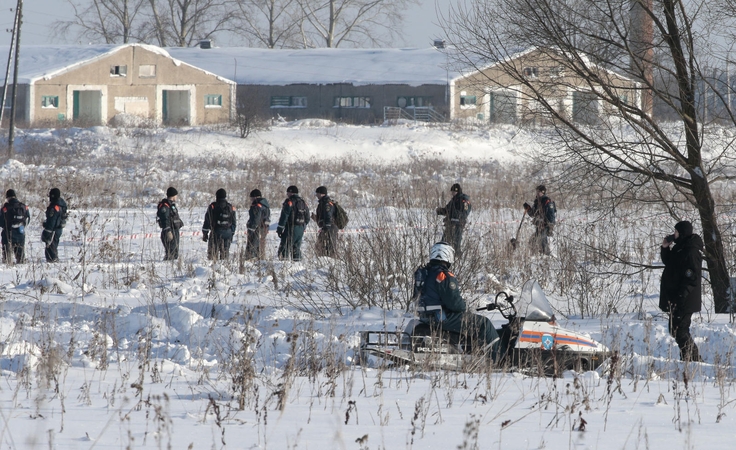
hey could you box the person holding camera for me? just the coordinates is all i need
[659,221,703,362]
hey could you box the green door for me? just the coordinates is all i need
[162,90,168,122]
[73,91,80,120]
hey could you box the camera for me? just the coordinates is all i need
[665,234,676,243]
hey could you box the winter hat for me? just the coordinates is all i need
[451,183,461,193]
[166,187,178,197]
[287,185,299,194]
[316,186,328,195]
[249,189,262,198]
[5,189,16,199]
[536,185,547,193]
[216,188,227,199]
[675,220,693,238]
[49,188,61,200]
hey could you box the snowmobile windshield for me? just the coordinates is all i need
[516,280,555,322]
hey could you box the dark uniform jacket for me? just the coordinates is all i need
[417,262,466,318]
[660,233,703,313]
[203,199,237,237]
[316,195,335,229]
[157,199,183,231]
[437,193,472,226]
[1,198,30,243]
[527,195,555,230]
[247,198,271,231]
[277,195,309,234]
[43,198,68,233]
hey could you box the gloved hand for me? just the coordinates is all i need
[277,228,283,238]
[436,207,446,215]
[523,202,531,211]
[166,231,174,241]
[202,232,208,242]
[310,213,317,221]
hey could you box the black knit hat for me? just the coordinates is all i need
[5,189,15,199]
[250,189,262,198]
[536,185,546,193]
[675,220,693,238]
[166,187,178,197]
[287,185,299,194]
[316,186,327,195]
[216,188,227,199]
[49,188,61,200]
[451,183,461,193]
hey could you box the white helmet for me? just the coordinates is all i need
[429,241,455,265]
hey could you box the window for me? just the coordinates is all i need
[139,65,156,77]
[110,65,128,77]
[334,96,371,108]
[523,67,538,78]
[460,94,477,108]
[549,66,564,78]
[41,95,59,109]
[205,94,222,107]
[270,96,307,108]
[396,96,433,108]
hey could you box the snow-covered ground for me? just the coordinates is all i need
[1,121,735,449]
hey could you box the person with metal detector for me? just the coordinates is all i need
[414,242,498,354]
[523,185,556,255]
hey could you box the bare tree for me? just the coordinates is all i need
[144,0,231,47]
[54,0,149,44]
[442,0,735,312]
[295,0,417,48]
[230,0,303,48]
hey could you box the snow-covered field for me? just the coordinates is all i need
[1,121,735,449]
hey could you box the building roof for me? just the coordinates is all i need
[165,46,456,86]
[0,43,235,85]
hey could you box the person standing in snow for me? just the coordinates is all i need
[277,185,309,261]
[659,220,703,362]
[157,187,184,261]
[1,189,30,264]
[202,188,237,260]
[246,189,270,260]
[312,185,338,257]
[523,185,556,255]
[42,188,69,262]
[436,183,471,257]
[415,241,498,353]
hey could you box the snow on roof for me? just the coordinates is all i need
[0,43,234,85]
[165,47,456,86]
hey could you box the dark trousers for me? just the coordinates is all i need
[278,226,304,261]
[442,223,464,256]
[531,227,551,255]
[208,232,232,260]
[45,229,62,262]
[2,236,25,264]
[246,226,268,259]
[428,311,499,352]
[669,310,701,362]
[161,229,180,260]
[316,226,338,257]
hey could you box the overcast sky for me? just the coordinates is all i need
[0,0,453,48]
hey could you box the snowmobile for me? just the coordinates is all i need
[359,280,610,376]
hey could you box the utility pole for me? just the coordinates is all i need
[7,0,23,160]
[1,2,20,126]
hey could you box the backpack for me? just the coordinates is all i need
[412,265,429,300]
[6,202,26,228]
[544,198,556,224]
[333,200,349,230]
[214,202,234,229]
[59,203,69,228]
[293,197,308,226]
[260,203,271,227]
